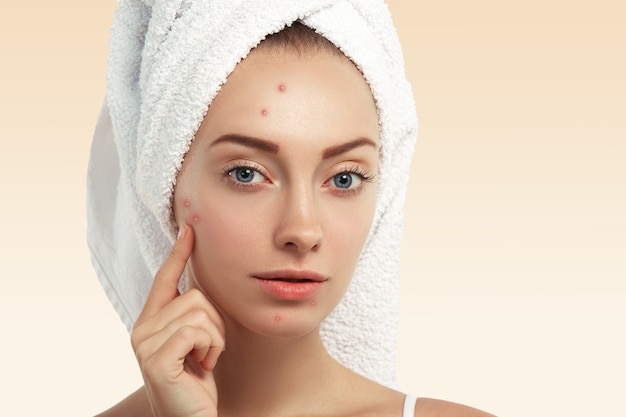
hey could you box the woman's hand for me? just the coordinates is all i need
[131,224,225,417]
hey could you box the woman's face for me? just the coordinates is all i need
[173,47,379,338]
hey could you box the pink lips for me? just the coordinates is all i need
[253,270,328,300]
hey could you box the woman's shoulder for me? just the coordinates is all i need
[338,369,495,417]
[412,397,496,417]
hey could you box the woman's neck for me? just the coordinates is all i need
[213,320,351,416]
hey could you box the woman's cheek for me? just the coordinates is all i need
[190,196,261,264]
[178,198,201,224]
[333,215,369,265]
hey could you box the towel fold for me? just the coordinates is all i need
[87,0,417,388]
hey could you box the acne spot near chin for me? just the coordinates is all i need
[261,108,268,116]
[310,300,317,307]
[191,214,200,223]
[183,199,191,208]
[278,83,286,92]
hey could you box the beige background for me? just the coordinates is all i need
[1,1,624,416]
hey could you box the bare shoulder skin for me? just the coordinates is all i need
[415,398,497,417]
[94,386,151,417]
[94,384,497,417]
[327,369,496,417]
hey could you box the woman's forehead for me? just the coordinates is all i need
[194,50,379,153]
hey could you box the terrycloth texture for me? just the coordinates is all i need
[87,0,417,388]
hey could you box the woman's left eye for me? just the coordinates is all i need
[332,172,362,189]
[227,166,266,184]
[328,168,375,193]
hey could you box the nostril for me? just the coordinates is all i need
[280,234,321,253]
[274,199,323,252]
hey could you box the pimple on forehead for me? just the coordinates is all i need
[259,84,285,116]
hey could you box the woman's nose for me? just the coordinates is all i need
[274,188,323,253]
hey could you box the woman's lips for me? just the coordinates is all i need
[252,270,328,300]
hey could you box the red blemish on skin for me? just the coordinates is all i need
[278,84,286,92]
[261,109,268,116]
[183,199,191,208]
[274,315,282,322]
[310,301,317,307]
[192,215,200,223]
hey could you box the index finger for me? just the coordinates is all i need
[138,223,195,321]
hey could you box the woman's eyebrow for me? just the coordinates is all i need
[210,134,279,154]
[322,137,377,160]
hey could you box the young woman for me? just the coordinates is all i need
[88,2,494,416]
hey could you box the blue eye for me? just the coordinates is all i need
[333,172,358,189]
[327,167,375,195]
[235,167,254,183]
[226,166,266,184]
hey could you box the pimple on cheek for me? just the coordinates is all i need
[179,199,198,223]
[261,108,268,116]
[274,315,282,322]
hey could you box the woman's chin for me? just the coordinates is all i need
[227,306,329,340]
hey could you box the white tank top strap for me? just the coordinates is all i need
[403,394,418,417]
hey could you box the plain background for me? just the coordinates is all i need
[1,1,624,416]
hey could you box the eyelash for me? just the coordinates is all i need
[222,161,268,191]
[328,165,376,196]
[221,162,376,195]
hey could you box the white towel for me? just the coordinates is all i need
[87,0,417,388]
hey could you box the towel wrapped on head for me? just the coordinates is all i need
[87,0,417,388]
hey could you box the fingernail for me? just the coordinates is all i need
[177,224,187,240]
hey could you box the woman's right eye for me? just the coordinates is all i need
[225,165,267,184]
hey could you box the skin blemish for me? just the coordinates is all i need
[183,199,191,208]
[310,301,317,307]
[261,108,268,116]
[274,315,282,322]
[191,214,200,223]
[278,83,286,92]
